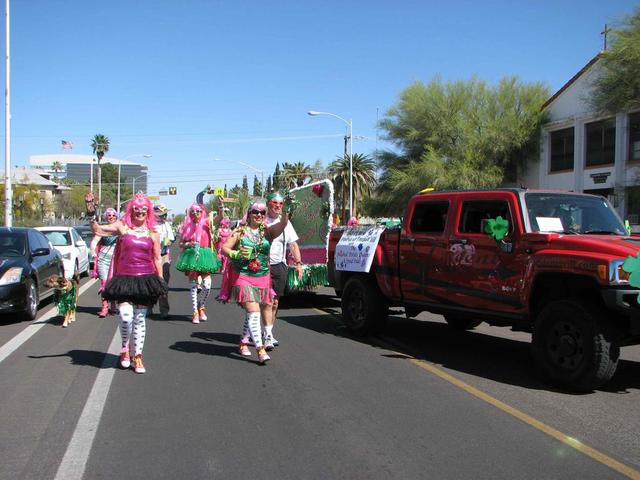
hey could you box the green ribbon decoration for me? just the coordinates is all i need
[484,216,509,242]
[625,219,632,235]
[622,254,640,304]
[286,264,329,291]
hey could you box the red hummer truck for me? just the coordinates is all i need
[328,189,640,391]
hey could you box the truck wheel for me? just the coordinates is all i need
[341,275,388,335]
[532,298,619,391]
[444,315,482,331]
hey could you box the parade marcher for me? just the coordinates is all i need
[262,192,304,350]
[221,200,289,364]
[176,200,222,323]
[90,207,119,318]
[153,203,175,319]
[85,192,167,374]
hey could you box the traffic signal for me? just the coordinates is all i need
[169,187,177,195]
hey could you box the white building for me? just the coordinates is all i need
[523,54,640,226]
[29,154,149,193]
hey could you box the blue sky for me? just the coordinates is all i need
[1,0,637,213]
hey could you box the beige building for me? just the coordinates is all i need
[522,54,640,227]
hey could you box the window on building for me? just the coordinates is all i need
[586,118,615,167]
[626,186,640,225]
[549,127,574,172]
[630,112,640,162]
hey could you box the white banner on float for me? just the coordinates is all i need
[335,226,386,273]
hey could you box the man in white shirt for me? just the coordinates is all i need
[263,192,304,350]
[154,203,176,319]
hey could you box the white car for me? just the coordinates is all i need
[36,226,90,279]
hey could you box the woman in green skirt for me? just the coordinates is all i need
[176,202,221,323]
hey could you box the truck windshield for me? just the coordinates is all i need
[524,193,626,235]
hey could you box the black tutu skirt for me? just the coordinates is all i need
[103,274,168,306]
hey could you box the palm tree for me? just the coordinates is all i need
[91,134,110,205]
[328,153,377,220]
[281,161,312,188]
[51,161,63,182]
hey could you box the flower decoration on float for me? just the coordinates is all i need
[484,216,509,242]
[622,254,640,303]
[312,184,324,197]
[280,188,299,217]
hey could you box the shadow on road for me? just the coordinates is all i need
[169,331,258,364]
[281,306,640,394]
[28,350,118,369]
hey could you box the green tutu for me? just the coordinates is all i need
[176,246,221,273]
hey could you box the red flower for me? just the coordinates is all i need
[312,184,324,197]
[248,258,261,272]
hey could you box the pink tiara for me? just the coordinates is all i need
[134,192,146,201]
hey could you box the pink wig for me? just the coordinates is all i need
[102,208,117,221]
[181,203,209,242]
[242,201,267,225]
[123,193,156,230]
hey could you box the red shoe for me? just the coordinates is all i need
[239,342,251,356]
[98,301,109,318]
[119,350,131,369]
[257,347,270,364]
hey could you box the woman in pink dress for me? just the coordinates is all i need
[86,192,167,374]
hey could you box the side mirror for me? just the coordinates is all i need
[75,240,86,247]
[499,240,513,253]
[32,247,51,257]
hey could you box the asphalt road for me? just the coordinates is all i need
[1,258,639,479]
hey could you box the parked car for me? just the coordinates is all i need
[0,227,65,320]
[36,226,90,279]
[73,225,96,268]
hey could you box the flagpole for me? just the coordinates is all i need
[4,0,12,227]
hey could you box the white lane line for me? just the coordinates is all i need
[0,279,98,364]
[54,327,120,480]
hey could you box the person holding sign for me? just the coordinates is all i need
[221,200,289,364]
[262,191,304,350]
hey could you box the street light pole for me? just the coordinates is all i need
[212,158,265,197]
[118,154,151,214]
[307,110,354,218]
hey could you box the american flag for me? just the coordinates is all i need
[61,140,74,149]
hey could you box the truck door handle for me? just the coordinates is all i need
[449,238,467,245]
[403,237,415,244]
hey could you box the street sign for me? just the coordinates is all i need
[159,190,168,196]
[169,187,177,195]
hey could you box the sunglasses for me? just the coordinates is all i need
[133,206,148,213]
[269,201,284,206]
[190,209,202,214]
[250,209,266,215]
[106,214,117,218]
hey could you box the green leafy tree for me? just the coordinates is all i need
[282,161,312,188]
[265,175,272,194]
[272,163,282,190]
[91,134,110,206]
[55,184,89,221]
[310,159,327,181]
[242,175,249,193]
[374,76,549,215]
[590,7,640,113]
[328,153,377,220]
[252,175,262,196]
